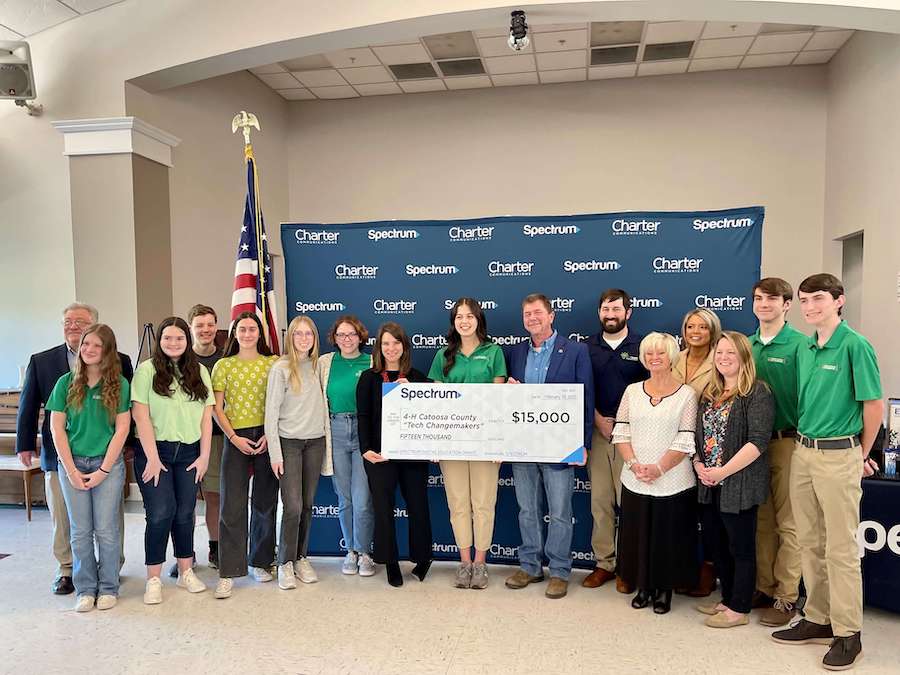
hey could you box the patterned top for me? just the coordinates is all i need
[211,354,278,429]
[701,399,734,468]
[612,382,698,497]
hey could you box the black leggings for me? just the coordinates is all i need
[364,459,432,564]
[701,491,758,614]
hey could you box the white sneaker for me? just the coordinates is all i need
[143,577,163,605]
[341,551,359,575]
[214,578,233,599]
[96,595,117,610]
[176,568,207,593]
[75,595,95,612]
[295,557,318,584]
[278,562,297,590]
[358,553,376,577]
[251,566,274,583]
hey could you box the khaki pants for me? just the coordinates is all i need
[439,460,500,551]
[755,436,801,602]
[790,441,863,637]
[586,430,623,572]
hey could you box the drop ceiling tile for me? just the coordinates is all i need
[645,21,704,44]
[539,68,586,84]
[355,82,403,96]
[638,59,689,76]
[492,72,539,86]
[761,23,815,34]
[249,63,287,75]
[423,31,479,59]
[590,21,644,47]
[689,56,743,72]
[591,45,638,65]
[701,22,762,39]
[749,32,813,54]
[437,59,485,77]
[485,54,536,75]
[532,23,586,33]
[389,62,438,80]
[693,36,754,58]
[794,49,837,64]
[741,52,797,68]
[0,0,76,35]
[339,65,393,84]
[478,35,532,57]
[309,85,359,99]
[805,30,853,51]
[372,43,431,65]
[398,79,446,93]
[281,54,332,71]
[293,69,347,87]
[588,63,638,79]
[325,48,381,68]
[474,27,508,38]
[0,24,24,39]
[279,88,316,100]
[444,75,492,90]
[256,72,301,89]
[63,1,123,12]
[533,29,588,53]
[536,50,586,71]
[816,26,846,32]
[644,41,695,61]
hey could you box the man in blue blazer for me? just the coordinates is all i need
[15,303,133,595]
[504,293,594,599]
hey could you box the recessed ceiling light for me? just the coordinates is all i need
[437,59,486,77]
[591,45,638,65]
[643,41,694,61]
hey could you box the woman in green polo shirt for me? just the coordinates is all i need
[131,316,215,605]
[210,311,278,600]
[47,324,131,613]
[428,298,506,589]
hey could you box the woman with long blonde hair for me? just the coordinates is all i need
[47,324,131,612]
[265,315,327,589]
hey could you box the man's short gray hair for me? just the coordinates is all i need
[63,302,99,323]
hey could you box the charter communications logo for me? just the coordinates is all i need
[374,299,417,314]
[695,295,745,311]
[294,228,340,245]
[563,259,621,273]
[449,225,494,242]
[522,223,580,237]
[488,260,534,277]
[444,299,498,310]
[406,264,459,277]
[368,228,420,242]
[412,334,448,348]
[693,216,753,232]
[295,301,345,313]
[612,219,660,236]
[334,263,378,280]
[549,297,575,312]
[652,256,703,273]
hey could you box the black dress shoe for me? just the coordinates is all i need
[52,576,75,595]
[386,562,403,587]
[654,589,673,614]
[412,560,432,582]
[632,589,653,609]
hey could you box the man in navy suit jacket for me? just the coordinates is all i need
[503,293,594,599]
[15,303,133,595]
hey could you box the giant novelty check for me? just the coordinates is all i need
[381,382,585,463]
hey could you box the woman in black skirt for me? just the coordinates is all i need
[612,332,700,614]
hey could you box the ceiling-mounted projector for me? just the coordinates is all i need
[1,41,36,100]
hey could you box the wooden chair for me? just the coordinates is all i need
[0,453,43,521]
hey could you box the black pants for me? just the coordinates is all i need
[701,491,758,614]
[219,426,279,577]
[364,459,432,564]
[277,436,325,564]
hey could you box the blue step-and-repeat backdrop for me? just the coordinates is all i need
[280,207,763,568]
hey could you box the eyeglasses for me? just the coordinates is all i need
[335,332,358,340]
[63,319,91,329]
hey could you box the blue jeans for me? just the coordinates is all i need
[134,441,201,565]
[59,455,126,597]
[511,463,575,580]
[330,414,374,553]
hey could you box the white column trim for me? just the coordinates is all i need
[52,117,181,167]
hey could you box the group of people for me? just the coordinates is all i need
[16,272,881,672]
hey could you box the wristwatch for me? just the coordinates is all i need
[625,458,637,469]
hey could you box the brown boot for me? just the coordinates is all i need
[759,599,796,627]
[687,561,717,598]
[615,575,634,594]
[582,568,615,588]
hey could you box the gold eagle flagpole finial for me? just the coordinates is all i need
[232,110,260,148]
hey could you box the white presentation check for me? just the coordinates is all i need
[381,382,585,463]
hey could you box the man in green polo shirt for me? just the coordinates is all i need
[748,277,808,627]
[772,274,883,672]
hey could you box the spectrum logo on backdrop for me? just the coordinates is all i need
[368,228,420,242]
[406,264,459,277]
[522,224,580,237]
[294,229,340,245]
[563,260,621,273]
[444,299,498,311]
[295,301,346,313]
[693,216,753,232]
[449,225,494,242]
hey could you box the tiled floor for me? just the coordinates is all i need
[1,506,898,674]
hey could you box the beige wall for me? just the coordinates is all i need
[826,30,900,396]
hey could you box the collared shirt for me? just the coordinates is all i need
[673,349,715,396]
[427,341,506,384]
[524,331,557,384]
[797,320,882,439]
[749,322,807,432]
[587,329,648,417]
[66,346,77,372]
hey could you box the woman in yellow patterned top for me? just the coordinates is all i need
[210,311,278,599]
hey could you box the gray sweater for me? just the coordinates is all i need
[264,359,326,463]
[695,381,775,514]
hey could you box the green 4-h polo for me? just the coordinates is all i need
[46,372,131,457]
[749,322,808,432]
[427,342,507,383]
[797,320,882,439]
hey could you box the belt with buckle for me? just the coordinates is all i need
[798,434,860,450]
[772,429,797,441]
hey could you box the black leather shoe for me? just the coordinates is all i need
[823,633,863,671]
[386,562,403,587]
[653,589,673,614]
[412,560,432,582]
[632,589,653,609]
[52,576,74,595]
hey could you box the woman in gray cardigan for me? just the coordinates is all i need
[693,331,774,629]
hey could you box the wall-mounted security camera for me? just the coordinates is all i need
[508,10,530,52]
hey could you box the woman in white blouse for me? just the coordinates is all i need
[612,332,700,615]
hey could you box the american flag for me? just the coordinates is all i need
[230,148,280,354]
